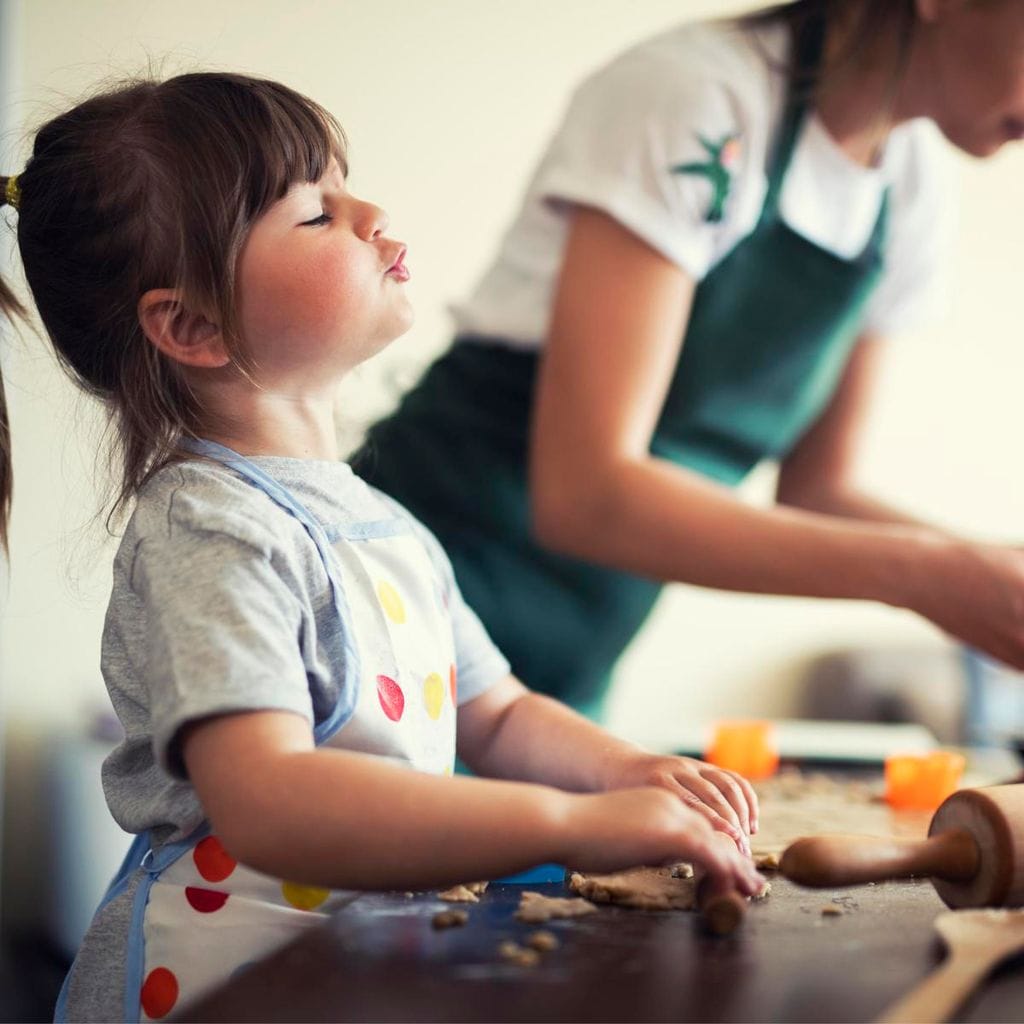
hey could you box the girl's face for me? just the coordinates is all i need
[915,0,1024,157]
[234,159,413,390]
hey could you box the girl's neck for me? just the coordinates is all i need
[196,380,343,461]
[813,10,928,168]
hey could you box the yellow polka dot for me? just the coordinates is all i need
[423,673,444,720]
[376,585,407,622]
[281,881,330,911]
[377,580,406,624]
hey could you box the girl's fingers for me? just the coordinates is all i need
[699,766,756,836]
[675,780,746,849]
[692,833,763,895]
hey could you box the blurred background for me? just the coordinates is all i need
[1,0,1022,1018]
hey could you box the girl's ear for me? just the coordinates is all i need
[137,288,231,369]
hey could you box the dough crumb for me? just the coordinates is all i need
[438,882,488,903]
[821,904,844,916]
[515,890,598,923]
[525,930,559,951]
[754,852,780,872]
[670,862,695,879]
[498,941,541,967]
[432,909,469,929]
[753,881,772,901]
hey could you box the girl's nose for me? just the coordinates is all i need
[355,201,389,241]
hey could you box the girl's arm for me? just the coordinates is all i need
[530,208,1024,668]
[457,675,758,850]
[182,709,764,894]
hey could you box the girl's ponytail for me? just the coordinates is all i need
[0,173,27,554]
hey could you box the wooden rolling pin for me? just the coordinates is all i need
[780,784,1024,909]
[695,830,751,935]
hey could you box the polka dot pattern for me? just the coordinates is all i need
[377,674,405,721]
[377,580,406,624]
[140,967,178,1020]
[423,673,444,720]
[193,836,236,883]
[185,887,229,913]
[281,881,330,911]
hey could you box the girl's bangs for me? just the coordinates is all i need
[242,82,348,218]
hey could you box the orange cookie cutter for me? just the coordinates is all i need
[885,750,966,811]
[704,720,779,780]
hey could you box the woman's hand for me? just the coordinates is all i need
[560,787,764,896]
[599,751,758,855]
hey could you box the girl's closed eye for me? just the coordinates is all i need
[301,212,332,227]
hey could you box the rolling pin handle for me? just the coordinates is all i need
[780,829,979,888]
[696,875,747,936]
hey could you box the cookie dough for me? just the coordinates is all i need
[525,930,560,952]
[515,891,598,923]
[569,865,698,911]
[438,881,489,903]
[498,941,541,967]
[432,909,469,929]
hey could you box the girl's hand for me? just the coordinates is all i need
[601,752,758,854]
[561,787,764,896]
[906,539,1024,670]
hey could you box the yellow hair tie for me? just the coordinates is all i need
[4,175,20,210]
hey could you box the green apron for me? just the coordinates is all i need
[356,20,888,719]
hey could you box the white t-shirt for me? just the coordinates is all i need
[452,18,954,347]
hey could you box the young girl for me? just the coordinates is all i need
[0,73,761,1022]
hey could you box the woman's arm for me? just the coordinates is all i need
[775,332,934,526]
[530,208,1024,666]
[182,709,764,894]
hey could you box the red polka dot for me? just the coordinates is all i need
[140,966,178,1019]
[377,674,405,722]
[193,836,236,882]
[185,886,229,913]
[449,664,457,706]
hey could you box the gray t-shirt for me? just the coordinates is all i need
[101,455,509,847]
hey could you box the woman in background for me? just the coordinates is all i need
[358,0,1024,719]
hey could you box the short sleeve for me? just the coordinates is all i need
[127,500,315,779]
[861,124,958,336]
[373,494,510,704]
[532,42,766,279]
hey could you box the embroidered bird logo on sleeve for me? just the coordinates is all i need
[670,133,742,223]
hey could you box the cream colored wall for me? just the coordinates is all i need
[2,0,1022,759]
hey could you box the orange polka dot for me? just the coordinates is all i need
[193,836,236,882]
[281,881,330,911]
[140,966,178,1020]
[449,664,457,706]
[185,887,229,913]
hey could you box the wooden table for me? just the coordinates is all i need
[175,871,1024,1022]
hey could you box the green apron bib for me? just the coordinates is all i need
[356,21,888,719]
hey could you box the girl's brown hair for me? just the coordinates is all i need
[0,72,347,552]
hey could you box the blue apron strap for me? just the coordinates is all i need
[179,439,359,741]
